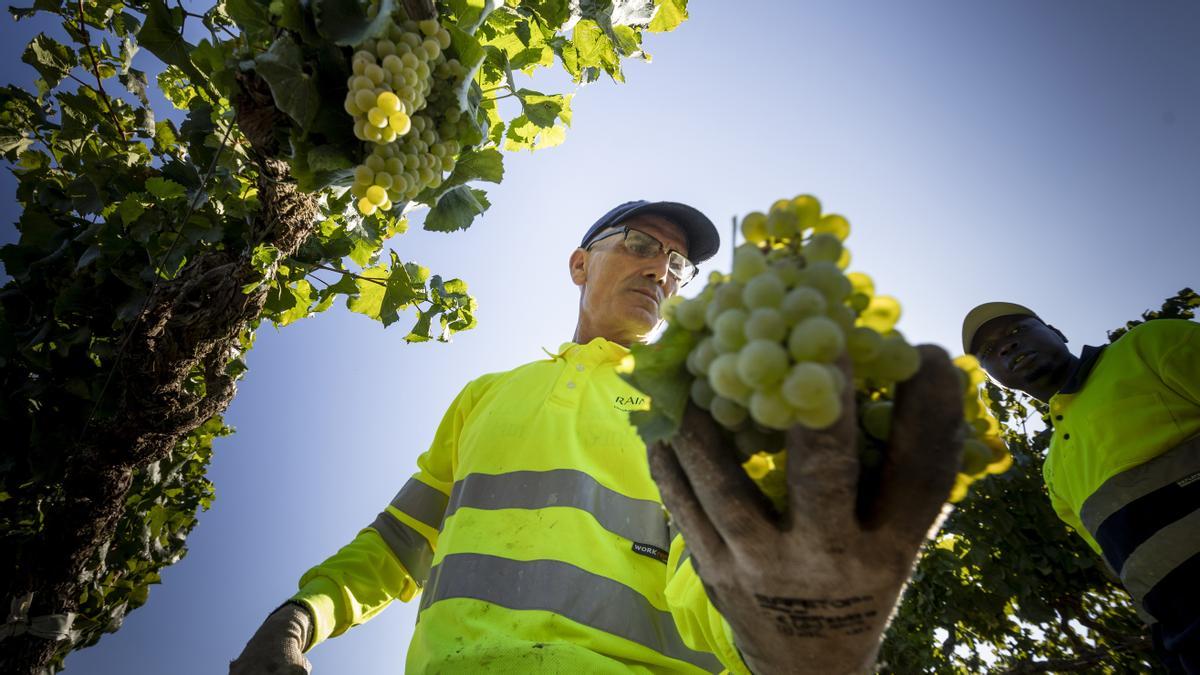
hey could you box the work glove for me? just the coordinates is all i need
[229,602,313,675]
[649,345,963,674]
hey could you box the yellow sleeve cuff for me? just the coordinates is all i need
[291,576,343,650]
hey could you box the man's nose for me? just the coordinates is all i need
[999,339,1019,357]
[644,256,671,284]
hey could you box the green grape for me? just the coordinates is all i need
[365,185,387,206]
[847,272,874,297]
[365,154,386,172]
[780,361,836,409]
[376,40,397,57]
[961,438,991,475]
[847,326,883,363]
[709,353,752,401]
[871,336,921,382]
[382,54,404,74]
[357,197,377,215]
[848,292,871,312]
[690,377,716,410]
[436,28,452,49]
[813,213,850,241]
[367,107,389,128]
[742,272,785,309]
[353,165,374,185]
[770,260,803,287]
[736,339,789,388]
[744,307,787,342]
[827,304,858,333]
[377,91,402,113]
[711,396,749,430]
[766,211,798,241]
[732,245,767,283]
[741,211,768,244]
[779,286,826,324]
[706,281,743,326]
[860,400,893,440]
[366,64,386,85]
[675,297,707,331]
[354,89,377,111]
[859,295,902,333]
[836,248,852,270]
[793,395,842,430]
[803,233,842,264]
[389,112,411,134]
[373,171,393,189]
[790,194,822,230]
[713,308,748,351]
[749,386,794,430]
[800,261,852,304]
[418,18,439,35]
[385,157,404,175]
[269,0,284,16]
[788,316,845,363]
[691,337,718,373]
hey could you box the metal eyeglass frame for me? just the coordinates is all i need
[584,226,697,286]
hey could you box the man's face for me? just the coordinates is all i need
[571,214,689,343]
[972,315,1072,393]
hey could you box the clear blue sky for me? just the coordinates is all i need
[1,1,1197,672]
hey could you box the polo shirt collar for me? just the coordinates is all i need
[1057,344,1107,395]
[544,337,631,365]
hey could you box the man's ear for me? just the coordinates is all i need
[569,248,587,287]
[1046,323,1069,344]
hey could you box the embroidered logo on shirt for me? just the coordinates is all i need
[613,395,649,412]
[631,542,669,564]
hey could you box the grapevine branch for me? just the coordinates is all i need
[75,0,128,141]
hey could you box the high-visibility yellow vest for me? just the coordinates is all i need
[293,337,748,673]
[1041,319,1200,618]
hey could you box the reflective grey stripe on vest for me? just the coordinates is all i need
[389,478,449,530]
[368,512,434,585]
[419,553,724,673]
[1079,437,1200,535]
[1121,509,1200,604]
[445,469,670,551]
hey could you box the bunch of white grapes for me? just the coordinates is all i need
[342,7,470,215]
[662,194,1007,507]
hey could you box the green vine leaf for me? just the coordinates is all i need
[136,0,209,92]
[622,322,696,446]
[423,185,490,233]
[252,34,319,129]
[21,34,78,91]
[648,0,688,32]
[311,0,397,46]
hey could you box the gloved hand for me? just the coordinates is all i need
[229,602,314,675]
[649,345,964,674]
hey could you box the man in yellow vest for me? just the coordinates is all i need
[962,302,1200,673]
[231,201,965,674]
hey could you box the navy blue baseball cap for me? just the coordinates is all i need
[580,200,720,264]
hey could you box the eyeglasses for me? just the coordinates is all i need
[585,226,697,286]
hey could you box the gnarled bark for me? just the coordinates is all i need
[0,74,320,674]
